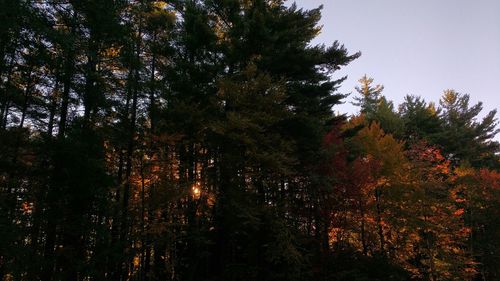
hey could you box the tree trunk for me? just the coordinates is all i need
[58,50,73,138]
[18,70,33,129]
[83,38,98,127]
[375,187,385,255]
[47,71,61,136]
[360,205,368,255]
[0,55,15,130]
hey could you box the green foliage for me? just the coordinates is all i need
[353,75,385,118]
[322,250,410,281]
[436,90,500,168]
[399,95,442,143]
[353,76,404,137]
[0,1,499,281]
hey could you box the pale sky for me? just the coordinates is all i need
[293,0,500,134]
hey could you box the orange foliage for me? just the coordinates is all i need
[453,208,465,217]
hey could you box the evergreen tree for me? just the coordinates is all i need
[353,75,404,137]
[1,1,499,280]
[399,95,442,143]
[352,75,384,119]
[437,90,499,168]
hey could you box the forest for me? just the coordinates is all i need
[0,1,499,280]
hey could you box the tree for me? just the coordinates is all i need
[353,75,404,137]
[352,75,384,119]
[452,167,500,280]
[400,141,475,281]
[437,90,500,168]
[399,95,442,143]
[4,1,499,280]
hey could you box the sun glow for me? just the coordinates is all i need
[192,184,201,199]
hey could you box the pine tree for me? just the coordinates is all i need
[399,95,442,143]
[437,90,499,168]
[352,75,384,119]
[352,75,403,137]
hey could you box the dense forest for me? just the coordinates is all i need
[1,1,499,280]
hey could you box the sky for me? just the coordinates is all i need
[292,0,500,128]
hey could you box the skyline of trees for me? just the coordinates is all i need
[0,1,499,281]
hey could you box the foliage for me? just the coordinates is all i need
[0,1,498,281]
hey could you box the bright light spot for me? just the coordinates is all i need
[21,202,33,215]
[192,184,201,199]
[133,256,140,268]
[192,187,200,195]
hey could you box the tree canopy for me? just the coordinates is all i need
[0,1,498,281]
